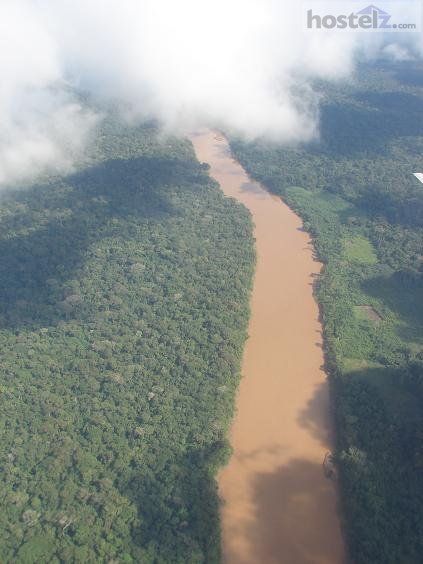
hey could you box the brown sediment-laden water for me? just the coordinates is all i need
[190,130,345,564]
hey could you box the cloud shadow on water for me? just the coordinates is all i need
[224,459,345,564]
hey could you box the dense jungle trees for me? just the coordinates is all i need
[0,115,255,562]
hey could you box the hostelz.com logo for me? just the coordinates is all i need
[306,3,419,31]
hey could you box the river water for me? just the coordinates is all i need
[190,130,345,564]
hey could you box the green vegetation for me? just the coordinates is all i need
[228,61,423,563]
[0,113,255,562]
[344,236,378,265]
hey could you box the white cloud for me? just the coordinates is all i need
[382,43,415,62]
[0,0,421,184]
[0,0,95,185]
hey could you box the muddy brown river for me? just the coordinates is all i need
[190,130,345,564]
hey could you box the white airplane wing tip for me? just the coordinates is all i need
[413,173,423,184]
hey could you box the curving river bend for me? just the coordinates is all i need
[190,130,345,564]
